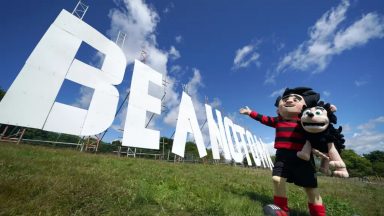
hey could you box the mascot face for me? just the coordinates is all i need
[278,94,306,119]
[301,106,330,133]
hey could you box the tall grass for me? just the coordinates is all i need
[0,142,382,215]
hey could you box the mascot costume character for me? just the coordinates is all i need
[240,87,326,216]
[297,102,349,178]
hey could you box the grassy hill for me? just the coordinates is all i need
[0,142,383,216]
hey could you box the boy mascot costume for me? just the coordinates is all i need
[297,102,349,178]
[240,87,326,216]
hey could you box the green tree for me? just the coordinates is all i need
[111,140,122,146]
[342,149,373,177]
[98,142,118,153]
[364,151,384,176]
[372,162,384,177]
[363,151,384,163]
[160,136,173,153]
[185,141,200,160]
[205,148,214,160]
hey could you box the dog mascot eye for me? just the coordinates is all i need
[315,108,324,115]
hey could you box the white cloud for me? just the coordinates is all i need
[163,2,174,14]
[333,13,384,52]
[341,123,352,134]
[209,97,222,109]
[163,69,204,126]
[108,0,159,64]
[354,80,368,87]
[163,105,178,126]
[170,65,182,74]
[345,116,384,154]
[90,51,105,69]
[72,86,94,109]
[108,0,183,112]
[354,74,371,87]
[357,116,384,131]
[168,46,181,60]
[233,44,261,70]
[346,132,384,155]
[275,0,350,75]
[110,87,131,132]
[182,69,207,126]
[106,0,183,137]
[163,69,209,145]
[270,88,285,98]
[162,76,180,111]
[270,0,384,83]
[186,68,203,96]
[226,112,240,125]
[277,43,285,51]
[175,35,183,43]
[111,76,179,134]
[323,90,331,97]
[145,45,168,75]
[112,102,128,132]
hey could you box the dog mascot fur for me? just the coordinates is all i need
[297,102,349,178]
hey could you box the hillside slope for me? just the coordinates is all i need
[0,143,382,215]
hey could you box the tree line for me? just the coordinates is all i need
[3,123,383,177]
[0,87,383,177]
[342,149,384,177]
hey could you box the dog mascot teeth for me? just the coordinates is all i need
[297,102,349,178]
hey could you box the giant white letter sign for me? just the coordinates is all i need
[254,135,273,169]
[172,92,207,158]
[223,117,243,163]
[232,124,252,166]
[122,60,162,149]
[0,10,126,135]
[259,137,274,169]
[245,131,262,167]
[204,104,231,160]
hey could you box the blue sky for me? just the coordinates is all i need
[1,0,384,155]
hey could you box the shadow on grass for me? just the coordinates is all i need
[244,191,272,206]
[239,191,310,216]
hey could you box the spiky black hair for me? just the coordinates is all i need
[301,101,345,153]
[274,87,320,107]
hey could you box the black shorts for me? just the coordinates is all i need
[272,149,318,188]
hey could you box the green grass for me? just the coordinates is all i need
[0,142,383,216]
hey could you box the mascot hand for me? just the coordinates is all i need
[312,148,330,160]
[239,106,251,115]
[329,160,346,169]
[332,170,349,178]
